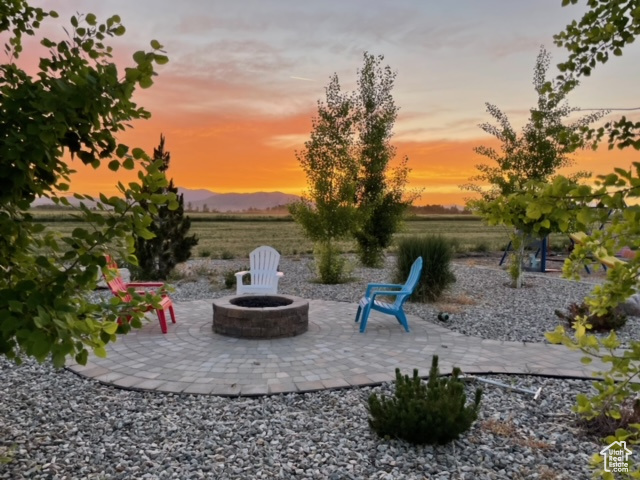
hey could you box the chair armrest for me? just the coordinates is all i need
[235,271,249,277]
[126,282,165,288]
[276,272,284,278]
[364,283,403,296]
[371,290,404,299]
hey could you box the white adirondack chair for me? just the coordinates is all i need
[235,246,284,295]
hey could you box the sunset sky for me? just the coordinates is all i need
[25,1,640,205]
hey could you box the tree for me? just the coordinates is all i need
[133,135,198,280]
[541,2,640,477]
[465,47,604,287]
[0,2,170,367]
[289,74,359,283]
[291,53,415,276]
[352,53,414,267]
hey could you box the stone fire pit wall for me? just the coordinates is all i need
[212,295,309,339]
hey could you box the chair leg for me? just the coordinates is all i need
[395,310,410,332]
[359,306,372,333]
[354,305,362,324]
[169,305,176,324]
[156,309,168,334]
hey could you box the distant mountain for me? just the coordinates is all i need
[31,195,99,208]
[177,188,217,203]
[31,188,300,212]
[183,190,300,212]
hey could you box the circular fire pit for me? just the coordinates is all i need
[212,295,309,339]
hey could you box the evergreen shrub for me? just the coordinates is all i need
[368,356,482,445]
[395,236,455,302]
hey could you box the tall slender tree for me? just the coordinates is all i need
[463,47,604,202]
[289,75,359,283]
[464,47,604,288]
[353,53,413,267]
[133,135,198,280]
[291,53,415,277]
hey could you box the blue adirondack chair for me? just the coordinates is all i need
[355,257,423,333]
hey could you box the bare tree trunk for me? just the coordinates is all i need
[509,232,525,289]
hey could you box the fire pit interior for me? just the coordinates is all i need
[231,296,293,309]
[212,295,309,339]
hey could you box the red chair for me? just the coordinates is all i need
[102,256,176,334]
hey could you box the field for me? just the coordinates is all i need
[33,210,574,260]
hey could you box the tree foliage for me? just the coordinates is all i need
[532,1,640,476]
[466,47,604,288]
[555,0,640,151]
[290,52,414,278]
[133,135,198,280]
[465,47,603,202]
[353,53,413,267]
[0,2,171,367]
[289,74,358,283]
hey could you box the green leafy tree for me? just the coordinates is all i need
[0,2,171,367]
[538,3,640,477]
[291,53,415,274]
[465,47,601,201]
[353,53,414,267]
[133,135,198,280]
[289,74,359,283]
[465,47,603,288]
[554,0,640,151]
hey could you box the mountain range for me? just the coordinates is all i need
[31,188,300,212]
[177,189,299,212]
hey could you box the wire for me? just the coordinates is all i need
[577,107,640,111]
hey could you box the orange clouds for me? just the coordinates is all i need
[67,111,637,206]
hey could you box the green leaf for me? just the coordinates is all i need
[139,76,153,89]
[108,160,120,171]
[93,346,107,358]
[150,39,163,50]
[132,50,146,65]
[102,322,119,335]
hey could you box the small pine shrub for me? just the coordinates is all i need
[554,302,627,332]
[199,248,212,258]
[395,236,456,302]
[368,356,482,445]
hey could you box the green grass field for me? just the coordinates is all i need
[34,210,573,260]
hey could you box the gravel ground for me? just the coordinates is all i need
[2,255,635,479]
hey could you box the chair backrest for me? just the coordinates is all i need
[395,257,423,307]
[103,256,132,302]
[249,246,281,286]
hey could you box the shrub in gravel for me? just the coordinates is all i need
[368,355,482,445]
[223,268,249,289]
[554,302,627,332]
[395,235,456,301]
[314,243,349,284]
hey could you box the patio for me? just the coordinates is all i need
[67,299,605,396]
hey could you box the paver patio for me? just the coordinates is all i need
[66,299,606,396]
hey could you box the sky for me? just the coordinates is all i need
[21,1,640,205]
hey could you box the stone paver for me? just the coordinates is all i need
[66,299,608,396]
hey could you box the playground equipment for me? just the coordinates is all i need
[499,236,552,273]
